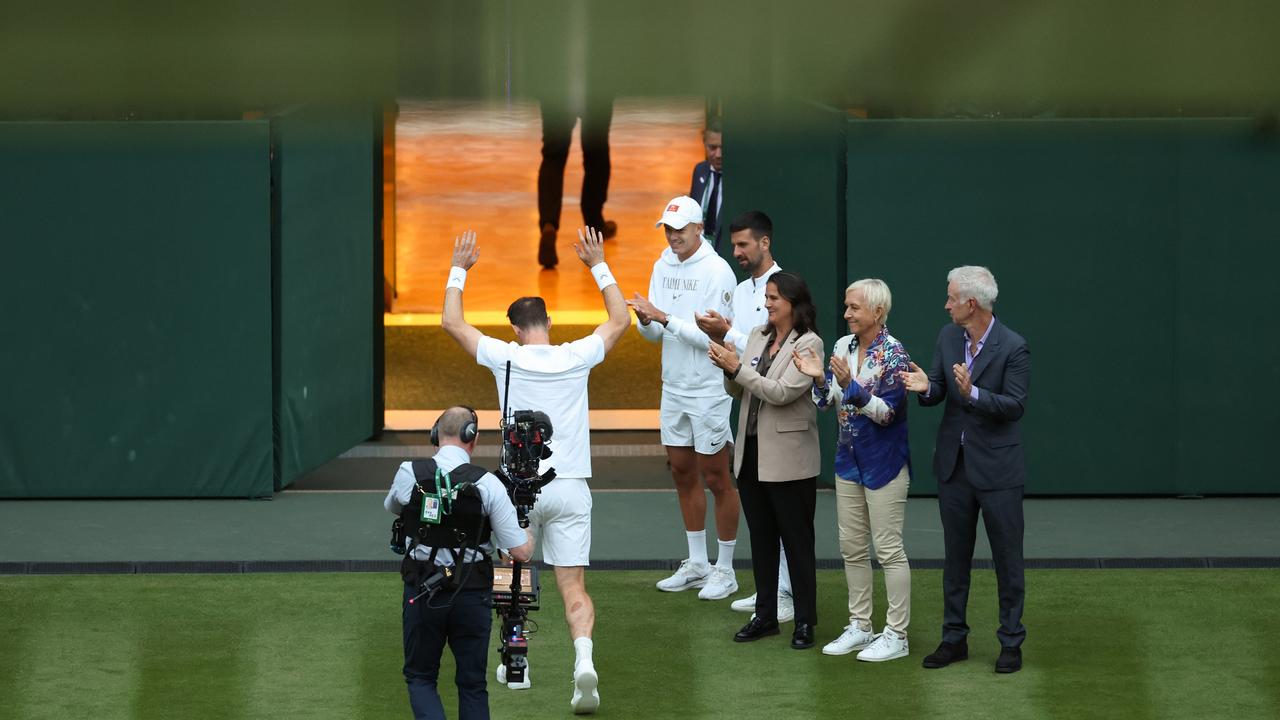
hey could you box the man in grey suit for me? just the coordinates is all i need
[900,265,1030,674]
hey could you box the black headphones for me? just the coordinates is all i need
[431,406,479,446]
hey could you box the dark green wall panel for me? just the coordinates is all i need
[272,106,379,490]
[1172,122,1280,493]
[0,122,274,497]
[844,119,1278,495]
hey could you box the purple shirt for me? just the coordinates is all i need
[964,318,994,401]
[960,318,994,444]
[923,318,994,403]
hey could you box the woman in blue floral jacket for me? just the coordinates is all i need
[794,278,913,662]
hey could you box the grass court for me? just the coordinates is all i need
[3,569,1278,719]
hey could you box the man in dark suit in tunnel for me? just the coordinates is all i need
[688,117,724,250]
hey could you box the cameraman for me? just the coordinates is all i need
[442,226,628,715]
[384,406,534,720]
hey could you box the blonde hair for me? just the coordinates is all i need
[846,278,892,325]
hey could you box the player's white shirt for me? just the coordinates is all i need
[636,238,737,397]
[475,334,605,479]
[724,261,782,352]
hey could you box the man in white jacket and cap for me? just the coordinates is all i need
[628,196,741,601]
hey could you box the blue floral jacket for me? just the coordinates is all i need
[812,327,912,489]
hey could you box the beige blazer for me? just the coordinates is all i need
[726,327,824,481]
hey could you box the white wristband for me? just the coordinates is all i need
[590,262,616,291]
[446,267,467,291]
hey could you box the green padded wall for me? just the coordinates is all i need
[725,100,848,484]
[1172,122,1280,493]
[271,106,380,490]
[0,122,274,497]
[844,119,1280,495]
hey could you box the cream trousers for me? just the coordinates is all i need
[835,464,911,635]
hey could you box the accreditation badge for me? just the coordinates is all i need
[420,493,442,524]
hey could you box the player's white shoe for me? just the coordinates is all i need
[697,566,739,600]
[730,591,794,621]
[656,559,710,592]
[570,663,600,714]
[777,591,795,623]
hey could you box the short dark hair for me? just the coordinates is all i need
[507,297,549,330]
[767,270,817,336]
[728,210,772,240]
[704,116,723,136]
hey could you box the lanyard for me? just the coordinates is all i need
[435,468,453,514]
[414,467,454,522]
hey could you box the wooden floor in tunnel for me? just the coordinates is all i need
[391,97,707,319]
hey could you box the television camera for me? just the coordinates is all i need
[493,406,556,686]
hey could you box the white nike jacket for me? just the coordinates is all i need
[637,239,738,397]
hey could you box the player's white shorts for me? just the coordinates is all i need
[659,390,733,455]
[528,477,592,567]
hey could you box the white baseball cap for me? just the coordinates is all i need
[655,195,703,230]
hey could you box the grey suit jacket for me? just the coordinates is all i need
[919,318,1031,490]
[726,327,824,482]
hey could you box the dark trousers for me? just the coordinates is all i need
[402,584,493,720]
[537,98,613,231]
[937,448,1026,648]
[736,435,818,626]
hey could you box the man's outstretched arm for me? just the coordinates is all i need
[575,226,630,354]
[440,229,484,358]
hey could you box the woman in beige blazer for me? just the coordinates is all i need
[708,270,824,650]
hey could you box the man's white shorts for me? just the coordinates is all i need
[660,390,733,455]
[528,477,592,567]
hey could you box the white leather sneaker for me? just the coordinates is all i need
[697,566,739,600]
[570,663,600,714]
[731,591,794,619]
[656,559,710,592]
[821,624,877,656]
[777,592,795,624]
[857,628,909,662]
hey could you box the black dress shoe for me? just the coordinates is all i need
[995,646,1022,673]
[734,616,780,642]
[922,640,969,669]
[538,224,558,269]
[791,623,815,650]
[600,220,618,240]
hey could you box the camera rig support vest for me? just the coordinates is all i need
[399,459,492,556]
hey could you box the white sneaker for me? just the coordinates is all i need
[777,592,795,624]
[730,591,793,619]
[570,664,600,714]
[495,663,531,690]
[821,624,877,656]
[857,628,909,662]
[697,566,739,600]
[656,559,710,592]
